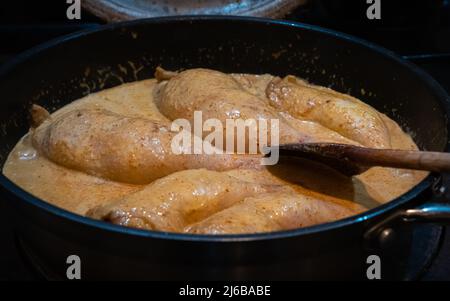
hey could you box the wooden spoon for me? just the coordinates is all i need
[274,143,450,176]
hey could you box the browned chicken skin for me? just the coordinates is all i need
[32,108,260,184]
[155,68,313,146]
[88,169,284,232]
[266,76,391,148]
[186,191,362,234]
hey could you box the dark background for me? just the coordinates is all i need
[0,0,449,280]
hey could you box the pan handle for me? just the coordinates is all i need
[364,203,450,250]
[364,174,450,249]
[403,203,450,223]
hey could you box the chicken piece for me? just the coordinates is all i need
[229,73,361,146]
[32,108,260,184]
[230,73,275,100]
[266,76,391,148]
[279,111,361,146]
[30,104,51,128]
[87,169,284,232]
[155,67,179,82]
[186,191,363,234]
[155,68,312,147]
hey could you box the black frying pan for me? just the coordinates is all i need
[0,16,450,280]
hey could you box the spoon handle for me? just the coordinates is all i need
[345,147,450,172]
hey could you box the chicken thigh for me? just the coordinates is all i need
[266,76,391,148]
[32,108,260,184]
[155,68,312,147]
[88,169,284,232]
[186,191,362,234]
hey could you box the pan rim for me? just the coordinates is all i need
[0,15,448,242]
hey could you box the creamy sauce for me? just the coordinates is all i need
[2,76,427,222]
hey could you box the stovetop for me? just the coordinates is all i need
[0,1,449,280]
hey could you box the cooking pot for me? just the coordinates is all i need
[0,16,449,280]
